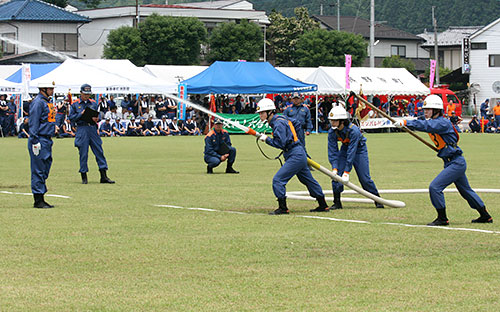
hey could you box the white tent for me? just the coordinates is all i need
[29,59,177,94]
[307,67,430,96]
[275,67,318,83]
[0,65,21,79]
[0,78,22,94]
[143,65,207,85]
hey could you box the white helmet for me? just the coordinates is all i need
[256,98,276,113]
[328,105,349,120]
[38,81,55,88]
[423,94,443,110]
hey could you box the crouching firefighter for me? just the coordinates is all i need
[204,119,239,174]
[256,98,328,215]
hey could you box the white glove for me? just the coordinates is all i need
[332,168,338,176]
[258,134,268,142]
[393,120,405,128]
[32,142,41,156]
[341,172,350,183]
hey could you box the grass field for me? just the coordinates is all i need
[1,132,500,311]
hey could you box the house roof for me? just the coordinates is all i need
[470,16,500,39]
[313,15,423,41]
[181,0,253,10]
[0,0,90,22]
[418,26,482,47]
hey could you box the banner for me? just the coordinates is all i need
[360,117,416,129]
[177,83,187,120]
[217,113,272,134]
[462,37,471,74]
[429,59,437,89]
[345,54,352,90]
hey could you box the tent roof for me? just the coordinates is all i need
[0,65,21,79]
[0,78,22,94]
[307,67,430,96]
[181,61,317,94]
[29,59,177,94]
[6,63,60,83]
[143,65,207,85]
[275,67,318,83]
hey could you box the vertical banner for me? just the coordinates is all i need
[21,63,31,118]
[177,83,187,120]
[14,95,21,120]
[345,54,352,90]
[462,37,471,74]
[429,59,437,89]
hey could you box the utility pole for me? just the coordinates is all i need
[369,0,375,67]
[320,3,323,15]
[135,0,140,28]
[432,6,440,85]
[337,0,340,31]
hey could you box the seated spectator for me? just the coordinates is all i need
[60,118,75,138]
[168,117,181,135]
[318,115,330,133]
[469,115,481,133]
[137,118,147,136]
[99,118,113,137]
[143,115,159,136]
[126,117,141,136]
[449,111,463,132]
[485,117,500,133]
[104,105,118,122]
[158,115,171,136]
[182,117,201,135]
[230,105,239,115]
[18,117,29,138]
[123,107,135,120]
[113,117,126,136]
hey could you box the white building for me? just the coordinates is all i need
[469,17,500,108]
[77,0,269,59]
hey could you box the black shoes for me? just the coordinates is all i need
[207,166,213,174]
[471,216,493,223]
[33,194,54,209]
[81,172,88,184]
[310,196,329,212]
[269,208,289,215]
[225,166,239,174]
[310,206,330,212]
[375,202,384,208]
[99,169,115,184]
[330,192,342,210]
[427,218,449,226]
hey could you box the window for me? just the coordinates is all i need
[471,42,487,50]
[1,33,16,54]
[489,55,500,67]
[41,33,78,52]
[391,45,406,57]
[429,50,445,67]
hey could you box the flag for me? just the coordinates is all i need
[177,83,187,120]
[429,59,437,89]
[355,84,370,122]
[345,54,352,90]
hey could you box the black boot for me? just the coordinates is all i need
[269,198,289,215]
[207,165,213,174]
[99,169,115,184]
[472,207,493,223]
[33,194,53,209]
[310,196,329,212]
[375,202,384,208]
[81,172,88,184]
[427,209,449,226]
[225,162,239,174]
[330,192,342,210]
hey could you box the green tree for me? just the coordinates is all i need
[381,55,416,74]
[47,0,101,8]
[207,20,263,63]
[294,29,367,67]
[102,26,146,66]
[139,14,206,65]
[267,7,319,66]
[43,0,68,7]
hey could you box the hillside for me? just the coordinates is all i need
[71,0,500,34]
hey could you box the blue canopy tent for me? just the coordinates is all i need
[181,61,317,94]
[6,63,61,83]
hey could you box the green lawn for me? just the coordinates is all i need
[1,133,499,311]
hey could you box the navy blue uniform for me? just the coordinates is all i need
[406,117,484,211]
[28,93,56,195]
[283,104,313,151]
[264,115,324,199]
[204,128,236,168]
[328,123,381,196]
[69,98,108,173]
[55,103,67,129]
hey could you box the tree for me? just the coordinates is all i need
[207,19,263,63]
[381,55,416,74]
[42,0,68,7]
[45,0,101,8]
[102,26,146,66]
[266,7,319,66]
[294,29,367,67]
[139,14,207,65]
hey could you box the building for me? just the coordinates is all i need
[77,0,269,59]
[313,15,429,72]
[0,0,90,64]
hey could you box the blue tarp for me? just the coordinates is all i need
[6,63,61,83]
[181,61,317,94]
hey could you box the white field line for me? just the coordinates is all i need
[154,204,500,235]
[0,190,71,199]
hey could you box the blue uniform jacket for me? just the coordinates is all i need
[328,123,366,173]
[69,99,98,126]
[29,93,56,144]
[283,104,312,132]
[99,122,112,132]
[265,115,302,151]
[204,129,232,158]
[406,117,462,159]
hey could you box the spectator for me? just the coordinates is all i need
[55,98,69,129]
[158,116,171,136]
[447,100,456,116]
[165,97,177,119]
[107,95,116,108]
[485,117,500,133]
[129,94,139,116]
[142,115,158,136]
[230,105,239,115]
[468,115,481,133]
[155,96,167,119]
[480,99,489,119]
[123,107,135,120]
[168,117,181,135]
[407,99,416,117]
[138,95,148,116]
[112,117,126,136]
[99,118,113,137]
[493,100,500,126]
[182,117,201,135]
[104,106,118,122]
[126,117,141,136]
[449,111,462,132]
[98,96,109,120]
[18,117,29,138]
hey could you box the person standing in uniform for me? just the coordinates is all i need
[480,99,489,120]
[394,94,493,226]
[493,100,500,126]
[204,119,239,174]
[69,84,115,184]
[283,92,313,153]
[256,98,329,215]
[327,106,384,210]
[28,82,56,208]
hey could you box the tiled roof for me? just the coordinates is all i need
[313,15,423,41]
[418,26,482,47]
[0,0,90,22]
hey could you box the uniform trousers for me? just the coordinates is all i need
[75,125,108,173]
[204,147,236,168]
[28,136,52,194]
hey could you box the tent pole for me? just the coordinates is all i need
[315,92,319,134]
